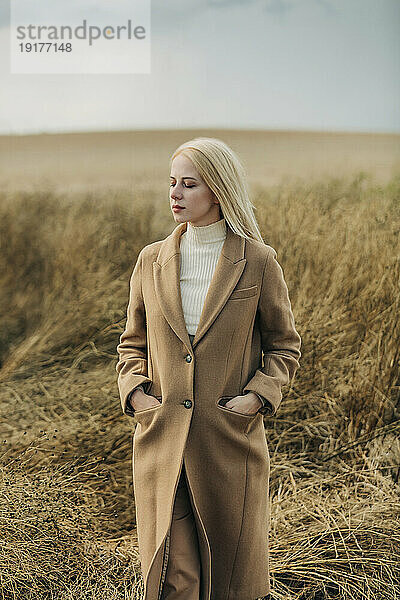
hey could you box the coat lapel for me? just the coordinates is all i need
[153,221,247,350]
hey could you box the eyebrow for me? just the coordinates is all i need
[170,176,198,181]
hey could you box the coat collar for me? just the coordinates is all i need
[153,221,246,351]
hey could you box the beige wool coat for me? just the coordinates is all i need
[116,221,302,600]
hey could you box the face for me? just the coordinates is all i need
[170,153,221,226]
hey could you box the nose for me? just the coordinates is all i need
[171,187,183,201]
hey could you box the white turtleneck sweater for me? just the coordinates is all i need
[179,217,227,336]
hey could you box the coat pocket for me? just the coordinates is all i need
[216,396,259,418]
[229,285,258,300]
[133,396,163,416]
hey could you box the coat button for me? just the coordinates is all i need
[183,399,192,409]
[185,354,192,363]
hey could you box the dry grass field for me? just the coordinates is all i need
[0,129,399,599]
[0,128,399,195]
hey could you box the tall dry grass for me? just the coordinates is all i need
[0,171,399,599]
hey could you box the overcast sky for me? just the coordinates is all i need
[0,0,399,135]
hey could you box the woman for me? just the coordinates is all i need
[116,137,302,600]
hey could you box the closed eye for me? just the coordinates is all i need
[170,182,195,188]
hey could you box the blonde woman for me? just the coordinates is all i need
[116,137,302,600]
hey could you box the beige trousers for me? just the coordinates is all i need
[160,460,202,600]
[160,332,202,599]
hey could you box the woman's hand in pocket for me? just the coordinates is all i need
[225,392,262,415]
[131,387,161,411]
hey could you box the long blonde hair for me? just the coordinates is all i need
[170,137,265,243]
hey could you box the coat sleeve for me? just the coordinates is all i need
[242,246,301,417]
[116,250,153,416]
